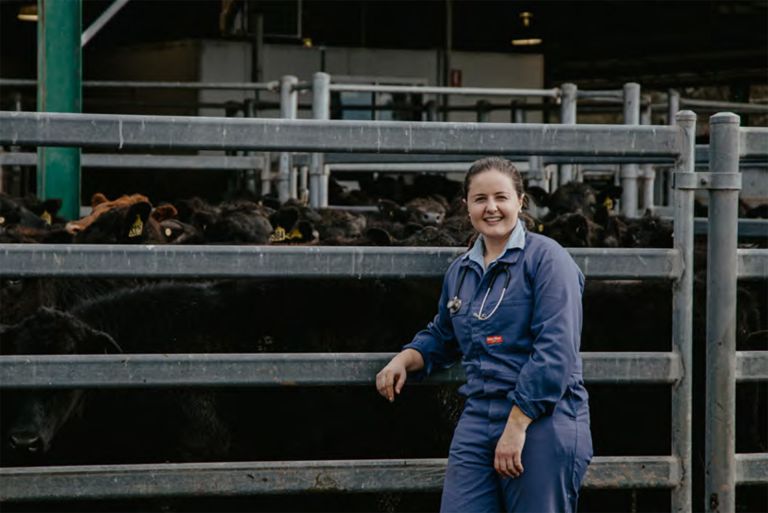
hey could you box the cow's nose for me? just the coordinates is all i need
[10,433,43,453]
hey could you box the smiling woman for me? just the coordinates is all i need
[377,156,592,513]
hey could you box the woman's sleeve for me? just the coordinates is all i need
[401,264,462,380]
[509,245,585,420]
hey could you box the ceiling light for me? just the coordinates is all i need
[511,38,543,46]
[17,4,38,22]
[511,11,542,47]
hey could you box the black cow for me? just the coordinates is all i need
[1,278,447,465]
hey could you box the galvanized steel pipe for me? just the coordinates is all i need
[559,83,577,185]
[278,75,298,202]
[671,110,697,513]
[620,83,641,217]
[705,112,741,513]
[310,72,331,207]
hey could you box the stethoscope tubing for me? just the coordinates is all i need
[448,263,512,321]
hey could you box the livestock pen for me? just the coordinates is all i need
[0,110,766,512]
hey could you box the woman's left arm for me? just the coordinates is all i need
[509,245,584,420]
[495,245,584,477]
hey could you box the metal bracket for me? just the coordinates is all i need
[673,172,742,191]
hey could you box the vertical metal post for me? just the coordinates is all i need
[424,100,438,122]
[620,83,640,217]
[37,0,82,220]
[476,100,491,123]
[442,0,452,122]
[310,72,330,208]
[672,110,696,513]
[639,104,655,213]
[511,100,525,123]
[559,83,577,184]
[242,99,258,193]
[705,112,740,513]
[250,10,264,118]
[666,90,681,206]
[278,75,298,203]
[668,89,680,126]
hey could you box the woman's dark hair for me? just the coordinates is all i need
[463,157,524,199]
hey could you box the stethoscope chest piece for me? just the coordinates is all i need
[447,296,462,314]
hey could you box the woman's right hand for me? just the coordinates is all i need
[376,349,423,402]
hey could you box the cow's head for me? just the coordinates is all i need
[66,194,160,244]
[4,308,121,457]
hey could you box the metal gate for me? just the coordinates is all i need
[0,109,764,510]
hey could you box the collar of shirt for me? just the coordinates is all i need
[463,218,526,272]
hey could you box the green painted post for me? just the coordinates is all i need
[37,0,82,220]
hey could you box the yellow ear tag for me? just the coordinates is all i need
[287,227,303,240]
[128,214,144,238]
[537,224,544,233]
[0,216,5,225]
[164,227,173,238]
[603,197,614,210]
[40,210,52,225]
[269,226,287,242]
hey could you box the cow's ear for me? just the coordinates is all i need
[42,198,62,215]
[91,193,109,207]
[525,186,550,208]
[124,202,152,239]
[151,203,178,222]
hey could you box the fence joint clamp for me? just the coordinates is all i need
[673,172,741,191]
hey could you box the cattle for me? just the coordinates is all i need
[0,193,51,231]
[65,193,166,244]
[0,278,450,466]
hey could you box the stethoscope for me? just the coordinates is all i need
[446,263,512,321]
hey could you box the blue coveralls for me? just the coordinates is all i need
[403,221,593,513]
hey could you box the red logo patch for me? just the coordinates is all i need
[486,335,503,345]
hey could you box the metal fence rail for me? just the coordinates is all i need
[0,111,682,156]
[0,456,680,502]
[0,352,682,388]
[0,152,267,171]
[0,245,683,279]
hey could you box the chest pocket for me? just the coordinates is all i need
[479,296,534,353]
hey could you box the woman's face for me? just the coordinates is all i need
[465,169,523,243]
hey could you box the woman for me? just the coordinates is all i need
[376,157,592,513]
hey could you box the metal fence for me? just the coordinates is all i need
[0,109,764,510]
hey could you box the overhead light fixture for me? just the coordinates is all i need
[17,4,38,22]
[511,11,542,47]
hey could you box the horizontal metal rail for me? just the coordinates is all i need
[736,351,768,382]
[688,218,768,238]
[0,111,682,157]
[576,90,623,99]
[0,152,267,170]
[295,152,679,166]
[0,78,279,91]
[736,453,768,485]
[0,456,681,501]
[680,98,768,114]
[0,352,681,388]
[0,245,682,279]
[741,127,768,159]
[328,84,560,98]
[737,249,768,279]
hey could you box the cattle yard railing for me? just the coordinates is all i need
[703,116,768,513]
[0,109,755,511]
